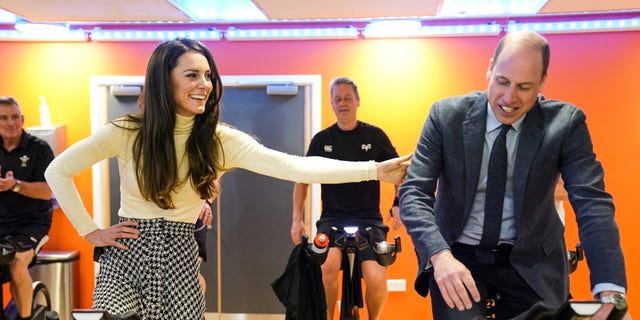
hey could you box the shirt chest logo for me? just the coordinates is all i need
[323,144,373,153]
[19,155,30,167]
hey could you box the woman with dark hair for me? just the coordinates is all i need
[45,38,410,319]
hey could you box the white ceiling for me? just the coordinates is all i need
[0,0,638,28]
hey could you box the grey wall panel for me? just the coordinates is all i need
[217,87,305,313]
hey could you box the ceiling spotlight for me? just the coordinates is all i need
[364,20,423,38]
[14,17,70,33]
[366,20,422,32]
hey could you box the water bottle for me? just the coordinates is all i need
[373,237,401,267]
[39,96,52,128]
[307,233,329,265]
[312,233,329,253]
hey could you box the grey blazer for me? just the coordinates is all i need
[399,91,626,307]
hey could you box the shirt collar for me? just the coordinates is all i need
[1,129,28,152]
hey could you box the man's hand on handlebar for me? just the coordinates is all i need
[591,290,632,320]
[591,304,632,320]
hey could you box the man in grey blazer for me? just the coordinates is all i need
[399,30,628,319]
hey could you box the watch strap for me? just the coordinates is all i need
[600,293,626,304]
[11,179,21,192]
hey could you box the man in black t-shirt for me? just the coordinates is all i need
[0,96,54,320]
[291,77,400,320]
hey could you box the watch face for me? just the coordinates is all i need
[12,180,21,192]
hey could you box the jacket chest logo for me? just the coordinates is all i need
[361,144,371,152]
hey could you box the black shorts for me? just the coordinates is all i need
[316,217,388,262]
[0,223,49,252]
[0,224,49,283]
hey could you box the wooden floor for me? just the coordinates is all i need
[204,313,284,320]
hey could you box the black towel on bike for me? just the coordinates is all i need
[271,243,327,320]
[340,256,363,320]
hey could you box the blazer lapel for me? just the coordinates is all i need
[512,102,544,217]
[463,95,488,214]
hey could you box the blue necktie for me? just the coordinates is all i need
[480,124,511,249]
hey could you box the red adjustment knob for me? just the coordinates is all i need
[314,233,329,248]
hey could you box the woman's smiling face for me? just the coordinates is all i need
[171,51,213,117]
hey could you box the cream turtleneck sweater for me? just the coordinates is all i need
[45,114,377,236]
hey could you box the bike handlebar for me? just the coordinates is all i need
[303,225,401,267]
[72,309,142,320]
[514,299,628,320]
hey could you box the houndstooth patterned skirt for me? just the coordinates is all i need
[93,218,205,320]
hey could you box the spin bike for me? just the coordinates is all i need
[305,224,401,320]
[514,285,628,320]
[485,242,629,320]
[0,237,58,320]
[485,243,585,319]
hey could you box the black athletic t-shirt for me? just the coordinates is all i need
[306,121,398,219]
[0,131,54,229]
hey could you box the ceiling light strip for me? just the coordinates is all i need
[2,17,639,42]
[363,23,501,38]
[224,27,358,41]
[90,29,222,41]
[507,18,640,34]
[0,29,87,42]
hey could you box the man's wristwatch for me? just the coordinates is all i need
[11,179,21,192]
[599,293,626,304]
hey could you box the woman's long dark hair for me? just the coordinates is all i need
[120,38,223,209]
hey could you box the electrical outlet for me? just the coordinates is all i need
[387,279,406,292]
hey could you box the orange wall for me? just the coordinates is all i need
[1,31,638,318]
